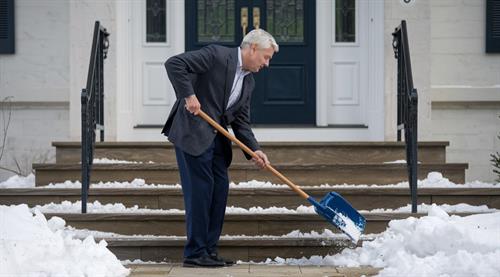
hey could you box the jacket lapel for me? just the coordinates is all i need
[223,48,238,110]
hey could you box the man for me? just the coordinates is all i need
[162,29,279,268]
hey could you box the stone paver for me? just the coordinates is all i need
[127,264,380,277]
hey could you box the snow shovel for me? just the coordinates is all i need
[198,110,366,243]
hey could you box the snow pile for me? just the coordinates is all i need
[44,178,181,189]
[0,174,35,188]
[318,172,500,188]
[0,204,129,276]
[265,205,500,277]
[33,200,184,214]
[364,203,497,213]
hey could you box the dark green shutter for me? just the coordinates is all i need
[0,0,14,54]
[486,0,500,53]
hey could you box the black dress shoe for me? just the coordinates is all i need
[183,255,225,268]
[209,253,234,266]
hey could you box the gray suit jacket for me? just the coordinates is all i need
[162,45,260,166]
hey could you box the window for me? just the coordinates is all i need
[0,0,14,54]
[486,0,500,53]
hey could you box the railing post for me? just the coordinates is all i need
[393,20,418,213]
[81,21,109,214]
[81,89,88,214]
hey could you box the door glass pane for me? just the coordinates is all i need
[197,0,235,43]
[267,0,304,43]
[146,0,167,43]
[335,0,355,43]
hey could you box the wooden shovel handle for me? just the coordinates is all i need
[198,110,310,199]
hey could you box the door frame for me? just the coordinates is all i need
[316,0,384,140]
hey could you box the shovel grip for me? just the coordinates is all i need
[198,110,310,199]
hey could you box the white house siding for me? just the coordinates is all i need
[0,0,70,181]
[429,0,500,182]
[384,0,432,142]
[69,0,117,141]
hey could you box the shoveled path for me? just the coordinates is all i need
[127,264,380,277]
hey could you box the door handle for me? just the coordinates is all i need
[253,7,260,29]
[241,7,248,35]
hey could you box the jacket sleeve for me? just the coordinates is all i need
[230,95,260,160]
[165,45,216,99]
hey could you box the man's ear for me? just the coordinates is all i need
[251,43,258,53]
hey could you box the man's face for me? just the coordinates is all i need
[245,44,275,73]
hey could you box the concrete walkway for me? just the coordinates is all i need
[127,264,380,277]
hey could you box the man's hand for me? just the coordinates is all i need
[185,94,201,115]
[252,150,270,169]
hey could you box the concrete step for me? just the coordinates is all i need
[46,212,482,237]
[2,187,499,210]
[102,236,365,263]
[53,141,449,164]
[33,163,468,186]
[126,264,381,277]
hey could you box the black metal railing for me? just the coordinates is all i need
[81,21,109,213]
[392,20,418,213]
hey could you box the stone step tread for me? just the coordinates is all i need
[2,187,498,195]
[101,236,364,247]
[53,141,450,148]
[33,163,469,170]
[46,212,482,221]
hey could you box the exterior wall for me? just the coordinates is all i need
[429,0,500,182]
[1,0,499,182]
[0,103,69,181]
[384,0,432,141]
[0,0,70,181]
[69,0,117,141]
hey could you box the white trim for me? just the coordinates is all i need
[431,87,500,102]
[316,0,384,140]
[367,0,385,140]
[116,0,134,141]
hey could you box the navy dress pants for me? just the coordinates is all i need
[175,134,229,258]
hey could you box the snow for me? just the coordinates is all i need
[93,158,155,164]
[0,173,35,188]
[0,204,129,277]
[31,200,497,215]
[1,171,499,189]
[363,203,497,214]
[263,205,500,277]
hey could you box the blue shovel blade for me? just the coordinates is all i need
[308,192,366,243]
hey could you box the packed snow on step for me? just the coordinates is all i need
[383,160,421,164]
[93,158,155,164]
[0,204,129,277]
[31,200,497,214]
[262,205,500,277]
[1,171,499,189]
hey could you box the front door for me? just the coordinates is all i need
[186,0,316,124]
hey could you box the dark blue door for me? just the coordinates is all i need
[186,0,315,124]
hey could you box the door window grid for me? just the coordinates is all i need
[335,0,356,43]
[197,0,235,43]
[146,0,167,43]
[267,0,304,43]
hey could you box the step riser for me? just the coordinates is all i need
[58,218,388,236]
[56,146,446,165]
[108,244,347,263]
[34,166,466,186]
[3,194,498,210]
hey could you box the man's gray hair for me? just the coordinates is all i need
[241,29,279,52]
